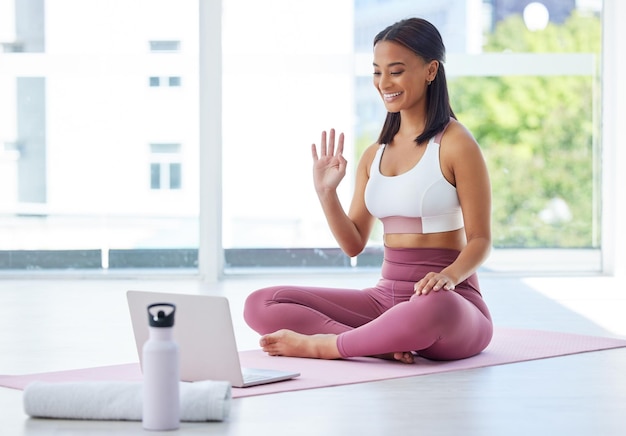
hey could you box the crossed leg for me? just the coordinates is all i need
[257,288,492,362]
[244,285,415,362]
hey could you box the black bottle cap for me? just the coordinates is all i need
[147,303,176,327]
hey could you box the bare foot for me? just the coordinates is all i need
[259,329,341,360]
[394,351,415,364]
[371,351,415,364]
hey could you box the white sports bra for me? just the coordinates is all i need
[364,133,464,234]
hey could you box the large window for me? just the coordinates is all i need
[0,0,610,275]
[0,0,200,271]
[221,0,603,273]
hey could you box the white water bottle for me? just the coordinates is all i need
[142,303,180,431]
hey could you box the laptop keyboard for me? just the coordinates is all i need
[243,372,270,383]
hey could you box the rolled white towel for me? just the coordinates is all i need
[23,380,231,422]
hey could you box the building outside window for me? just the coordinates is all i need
[150,143,182,190]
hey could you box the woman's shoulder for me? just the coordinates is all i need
[440,119,479,151]
[361,142,383,159]
[357,142,383,173]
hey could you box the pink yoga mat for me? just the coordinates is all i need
[2,328,625,398]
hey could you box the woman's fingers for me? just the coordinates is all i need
[315,129,343,158]
[318,130,327,157]
[414,274,455,295]
[336,131,344,156]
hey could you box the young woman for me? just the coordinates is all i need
[243,18,493,364]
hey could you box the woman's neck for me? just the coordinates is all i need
[397,109,427,140]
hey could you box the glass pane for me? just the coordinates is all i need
[454,6,602,250]
[150,163,161,190]
[222,0,355,251]
[0,1,200,271]
[222,0,602,270]
[450,74,598,248]
[169,163,181,189]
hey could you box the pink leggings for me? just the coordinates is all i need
[244,247,493,360]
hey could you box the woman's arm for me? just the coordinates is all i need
[312,129,377,257]
[415,121,492,294]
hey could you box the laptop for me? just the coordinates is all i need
[126,290,300,388]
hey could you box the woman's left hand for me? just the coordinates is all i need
[414,272,455,296]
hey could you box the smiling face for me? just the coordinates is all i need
[372,40,438,114]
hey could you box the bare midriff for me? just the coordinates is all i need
[383,228,466,251]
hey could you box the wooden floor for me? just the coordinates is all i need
[1,272,625,435]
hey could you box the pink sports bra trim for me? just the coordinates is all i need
[434,118,453,145]
[381,216,424,234]
[381,211,464,234]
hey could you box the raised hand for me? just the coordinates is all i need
[311,129,347,194]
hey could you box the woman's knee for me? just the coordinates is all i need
[412,291,492,359]
[243,287,276,331]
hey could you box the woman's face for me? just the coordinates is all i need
[372,40,438,113]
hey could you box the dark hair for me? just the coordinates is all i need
[374,18,456,145]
